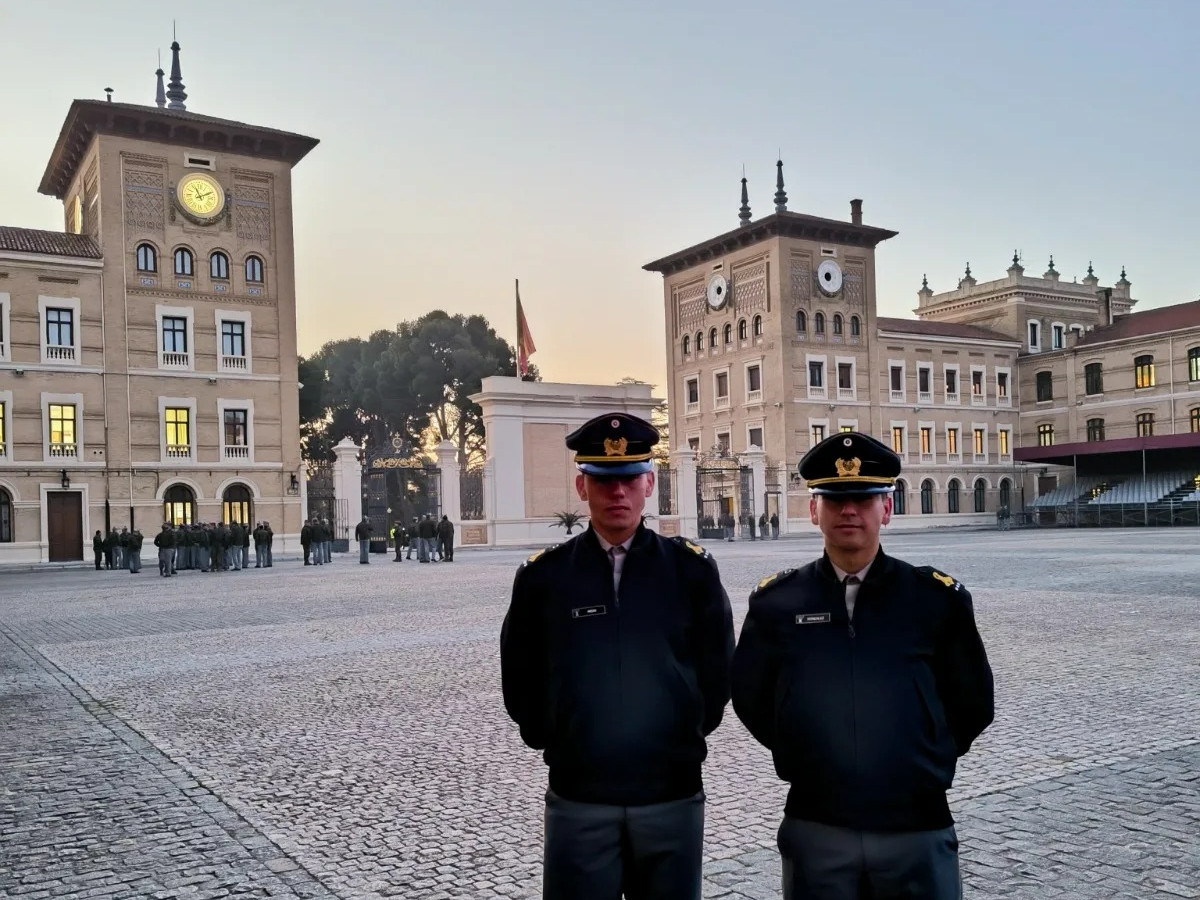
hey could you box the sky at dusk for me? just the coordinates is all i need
[3,1,1198,394]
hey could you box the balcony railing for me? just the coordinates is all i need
[166,444,192,459]
[221,355,249,371]
[746,389,762,404]
[714,395,730,410]
[890,389,905,402]
[684,400,700,415]
[45,345,75,362]
[162,351,190,368]
[808,385,827,400]
[947,452,962,464]
[974,453,988,464]
[918,390,932,404]
[945,392,960,405]
[971,391,987,405]
[223,445,250,460]
[997,395,1011,407]
[49,442,77,458]
[837,387,856,401]
[919,451,934,464]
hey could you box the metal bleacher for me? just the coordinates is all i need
[1031,471,1200,527]
[1089,470,1196,505]
[1031,476,1109,508]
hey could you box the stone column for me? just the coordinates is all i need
[332,437,363,525]
[673,447,698,540]
[436,440,461,526]
[741,446,767,536]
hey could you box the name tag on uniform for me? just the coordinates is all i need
[796,613,831,625]
[572,605,607,619]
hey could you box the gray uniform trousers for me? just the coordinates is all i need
[542,790,704,900]
[778,817,961,900]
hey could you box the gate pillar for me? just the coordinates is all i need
[672,446,698,539]
[436,440,460,527]
[333,437,363,539]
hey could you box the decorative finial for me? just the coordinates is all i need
[774,158,788,213]
[1047,254,1057,273]
[155,51,166,108]
[1118,266,1129,285]
[1012,250,1019,266]
[104,87,113,103]
[166,39,187,110]
[965,262,972,278]
[1087,261,1094,277]
[922,274,928,289]
[738,172,752,227]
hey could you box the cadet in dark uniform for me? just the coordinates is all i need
[731,432,994,900]
[501,412,735,900]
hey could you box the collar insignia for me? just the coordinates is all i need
[835,457,862,477]
[603,437,628,457]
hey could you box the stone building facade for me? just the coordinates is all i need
[0,46,317,562]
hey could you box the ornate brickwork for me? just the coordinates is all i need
[732,259,767,314]
[235,203,271,243]
[123,163,165,231]
[790,254,812,305]
[845,264,865,306]
[675,280,705,335]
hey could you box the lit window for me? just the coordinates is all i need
[811,424,826,445]
[839,424,854,433]
[891,426,905,454]
[920,427,932,455]
[49,404,77,452]
[1037,423,1054,446]
[1134,354,1155,389]
[174,247,194,276]
[136,243,157,272]
[1189,348,1200,382]
[245,255,264,284]
[210,251,230,280]
[1136,412,1154,437]
[973,428,985,455]
[164,408,190,455]
[947,427,959,455]
[998,429,1010,456]
[1191,408,1200,432]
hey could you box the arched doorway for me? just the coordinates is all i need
[223,483,253,525]
[999,478,1012,509]
[920,479,934,514]
[893,478,907,515]
[947,478,961,513]
[974,478,987,513]
[163,484,196,525]
[0,488,12,542]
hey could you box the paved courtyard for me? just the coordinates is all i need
[1,528,1197,899]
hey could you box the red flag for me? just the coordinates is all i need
[516,279,537,377]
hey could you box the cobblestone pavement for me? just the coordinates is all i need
[1,529,1196,899]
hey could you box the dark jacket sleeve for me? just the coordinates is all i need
[731,598,780,750]
[936,586,994,756]
[500,564,547,750]
[691,555,734,736]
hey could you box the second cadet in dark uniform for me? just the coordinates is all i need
[501,412,735,900]
[731,432,994,900]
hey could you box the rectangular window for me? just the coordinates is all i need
[839,424,854,433]
[1036,371,1053,402]
[971,369,984,395]
[716,432,730,452]
[1134,355,1155,389]
[837,363,853,390]
[1087,418,1105,442]
[162,316,188,353]
[997,371,1009,398]
[1052,324,1065,349]
[998,428,1010,457]
[1084,363,1103,395]
[224,409,248,446]
[809,361,824,388]
[0,400,5,456]
[1191,408,1200,433]
[944,369,957,395]
[947,427,959,456]
[1136,412,1155,437]
[46,308,74,347]
[918,366,931,397]
[49,403,77,451]
[221,320,246,357]
[746,364,762,394]
[920,426,932,455]
[811,424,826,445]
[687,436,700,451]
[1189,347,1200,382]
[890,365,903,392]
[891,426,905,454]
[685,378,699,405]
[1029,321,1040,349]
[165,407,190,455]
[748,426,763,449]
[973,427,985,456]
[715,372,729,399]
[1038,423,1054,446]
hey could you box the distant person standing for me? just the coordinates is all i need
[438,515,454,562]
[127,528,143,573]
[92,530,104,570]
[153,523,175,577]
[301,519,313,565]
[407,518,419,560]
[264,521,274,567]
[770,512,779,539]
[355,517,373,564]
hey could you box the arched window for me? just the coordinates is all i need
[850,315,861,336]
[1191,407,1200,433]
[0,488,12,542]
[723,323,733,345]
[973,478,987,513]
[796,310,807,333]
[222,483,253,525]
[920,479,934,514]
[753,315,763,337]
[245,255,264,284]
[173,247,194,276]
[999,478,1012,508]
[1188,346,1200,382]
[709,327,718,349]
[163,484,196,526]
[682,334,690,355]
[136,243,157,272]
[738,319,748,340]
[893,479,907,515]
[832,314,844,335]
[814,312,826,334]
[695,331,704,352]
[209,251,230,280]
[1134,354,1155,389]
[947,479,961,513]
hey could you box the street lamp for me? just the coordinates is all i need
[60,469,70,489]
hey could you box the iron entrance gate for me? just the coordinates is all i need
[695,449,754,540]
[306,461,350,551]
[362,440,441,553]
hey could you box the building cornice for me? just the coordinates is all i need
[0,251,104,270]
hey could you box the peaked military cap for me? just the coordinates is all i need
[566,412,659,476]
[799,431,901,495]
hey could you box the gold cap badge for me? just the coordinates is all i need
[835,457,862,477]
[603,437,628,457]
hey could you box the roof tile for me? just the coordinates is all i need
[0,226,102,259]
[1076,299,1200,346]
[876,316,1015,343]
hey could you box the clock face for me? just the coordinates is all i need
[176,174,226,221]
[707,274,729,310]
[816,259,843,295]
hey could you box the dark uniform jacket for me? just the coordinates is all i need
[501,525,735,807]
[731,549,993,832]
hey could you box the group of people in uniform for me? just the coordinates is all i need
[390,515,455,563]
[299,518,335,565]
[91,527,145,573]
[148,521,276,577]
[501,412,995,900]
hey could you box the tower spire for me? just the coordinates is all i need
[774,158,788,213]
[166,38,187,110]
[738,169,752,227]
[155,49,166,108]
